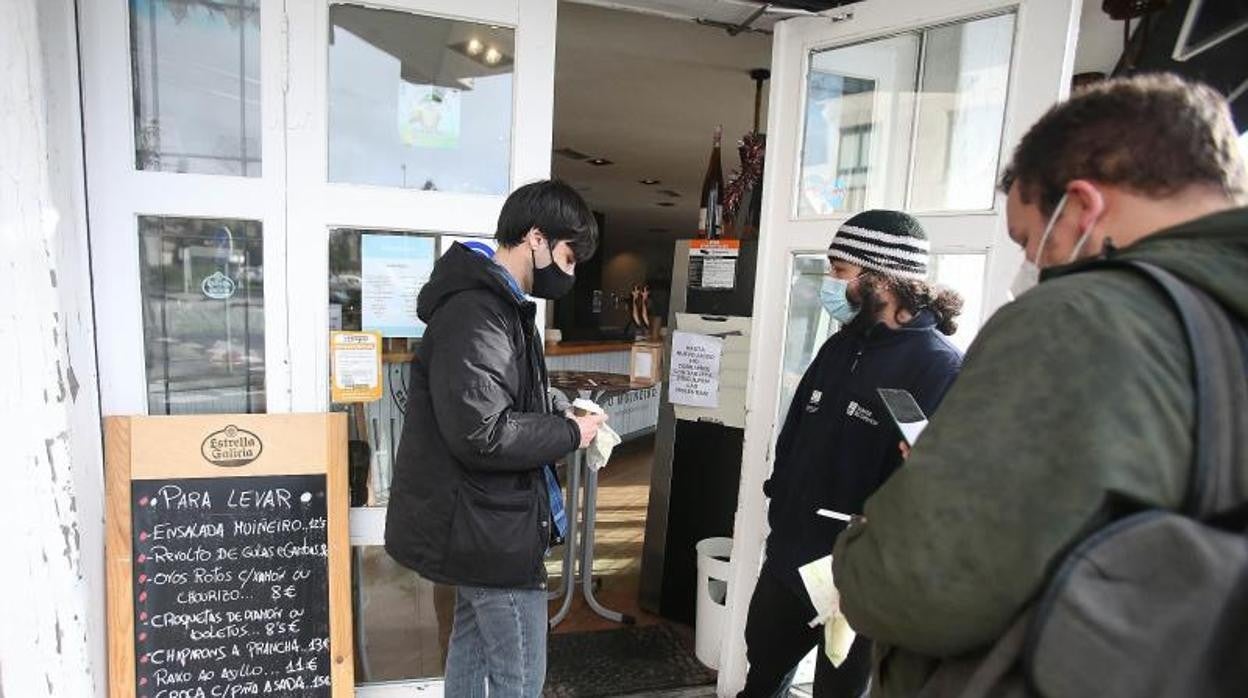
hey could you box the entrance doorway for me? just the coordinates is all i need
[76,0,1083,695]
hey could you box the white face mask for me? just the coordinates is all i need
[1009,193,1095,299]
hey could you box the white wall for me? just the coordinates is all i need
[0,0,106,695]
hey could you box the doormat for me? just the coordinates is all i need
[544,623,716,697]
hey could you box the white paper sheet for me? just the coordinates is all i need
[798,554,858,667]
[798,555,839,626]
[669,331,724,409]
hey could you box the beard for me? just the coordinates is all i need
[845,275,886,333]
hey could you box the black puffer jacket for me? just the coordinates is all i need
[385,243,579,589]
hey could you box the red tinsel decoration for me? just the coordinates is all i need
[724,132,766,223]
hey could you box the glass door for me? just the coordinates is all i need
[718,1,1082,694]
[284,1,556,693]
[81,0,291,417]
[81,0,558,694]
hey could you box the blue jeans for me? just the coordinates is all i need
[444,585,548,697]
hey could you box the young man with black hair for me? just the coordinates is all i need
[833,74,1248,697]
[739,210,964,698]
[386,179,605,697]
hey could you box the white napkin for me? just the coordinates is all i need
[587,423,621,471]
[798,554,858,667]
[571,399,621,470]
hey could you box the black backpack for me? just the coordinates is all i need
[920,260,1248,698]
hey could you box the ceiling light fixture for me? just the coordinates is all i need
[447,40,513,68]
[639,178,661,185]
[656,202,675,207]
[587,158,613,166]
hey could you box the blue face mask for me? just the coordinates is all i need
[820,276,859,324]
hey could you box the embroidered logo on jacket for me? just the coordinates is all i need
[845,400,879,426]
[806,390,823,413]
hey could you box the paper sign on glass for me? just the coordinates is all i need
[330,331,382,403]
[361,234,435,338]
[669,331,723,409]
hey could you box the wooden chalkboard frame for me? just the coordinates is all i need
[105,413,353,698]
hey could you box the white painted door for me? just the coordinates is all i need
[80,0,292,417]
[719,1,1082,694]
[80,0,557,693]
[284,1,555,693]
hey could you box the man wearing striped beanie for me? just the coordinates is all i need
[739,210,964,698]
[829,209,931,281]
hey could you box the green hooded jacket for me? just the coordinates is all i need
[832,206,1248,697]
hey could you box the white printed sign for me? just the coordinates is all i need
[361,234,435,337]
[669,331,724,409]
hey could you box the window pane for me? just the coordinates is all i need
[929,253,987,352]
[799,34,920,217]
[353,546,451,683]
[908,14,1015,211]
[328,5,514,194]
[778,254,838,421]
[329,229,440,508]
[130,0,261,176]
[139,216,265,414]
[798,13,1016,217]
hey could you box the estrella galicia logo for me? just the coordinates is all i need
[201,425,263,467]
[201,270,237,300]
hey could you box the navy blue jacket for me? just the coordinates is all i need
[764,309,963,598]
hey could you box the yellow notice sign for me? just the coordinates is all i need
[331,331,383,403]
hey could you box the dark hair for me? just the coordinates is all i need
[999,73,1247,216]
[859,272,964,336]
[496,179,599,262]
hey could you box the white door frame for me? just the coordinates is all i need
[284,0,557,692]
[720,1,1082,693]
[80,0,293,416]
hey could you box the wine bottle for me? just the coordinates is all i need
[698,125,725,240]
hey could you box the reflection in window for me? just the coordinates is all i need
[908,14,1015,211]
[329,229,440,508]
[353,547,453,682]
[778,254,838,421]
[328,5,514,194]
[800,75,876,216]
[139,216,264,414]
[130,0,261,176]
[798,13,1015,217]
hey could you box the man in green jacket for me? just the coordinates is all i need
[832,73,1248,697]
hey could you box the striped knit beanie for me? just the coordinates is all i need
[828,210,929,281]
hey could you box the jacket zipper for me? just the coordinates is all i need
[850,345,864,373]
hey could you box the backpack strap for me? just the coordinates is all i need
[1091,260,1248,519]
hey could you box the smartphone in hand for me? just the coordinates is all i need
[877,388,928,447]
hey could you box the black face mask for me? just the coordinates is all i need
[531,242,575,300]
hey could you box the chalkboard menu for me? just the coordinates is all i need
[131,475,331,696]
[106,414,352,698]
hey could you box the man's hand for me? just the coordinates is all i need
[573,413,608,449]
[899,441,911,460]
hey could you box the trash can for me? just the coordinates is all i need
[695,537,733,669]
